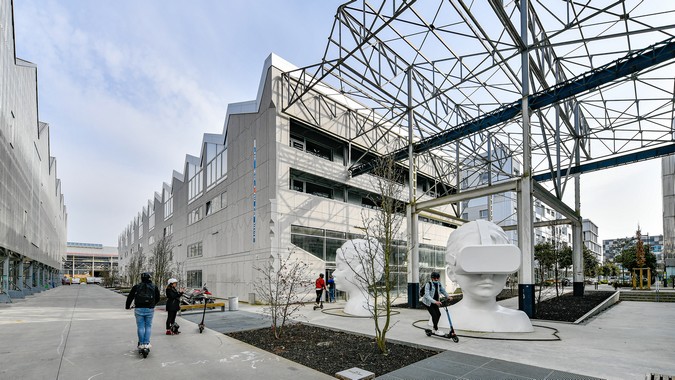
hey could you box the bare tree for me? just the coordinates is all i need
[126,247,146,286]
[347,155,405,354]
[253,249,312,339]
[149,235,174,289]
[173,259,186,287]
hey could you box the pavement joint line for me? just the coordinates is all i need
[57,285,81,378]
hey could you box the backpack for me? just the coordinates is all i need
[134,282,155,307]
[419,281,436,298]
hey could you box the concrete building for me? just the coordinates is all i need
[459,145,575,249]
[582,219,601,262]
[63,242,118,284]
[118,55,458,300]
[602,234,663,264]
[0,1,68,302]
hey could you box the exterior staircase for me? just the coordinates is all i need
[619,290,675,302]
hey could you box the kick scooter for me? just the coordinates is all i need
[425,302,459,343]
[198,300,207,333]
[197,284,212,333]
[313,289,325,310]
[138,344,150,358]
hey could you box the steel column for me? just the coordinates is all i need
[407,66,420,308]
[573,104,584,296]
[518,0,536,318]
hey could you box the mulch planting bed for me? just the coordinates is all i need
[227,290,615,377]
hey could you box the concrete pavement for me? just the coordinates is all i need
[0,285,332,380]
[1,284,674,379]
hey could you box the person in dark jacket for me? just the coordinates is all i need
[125,272,161,349]
[165,278,184,335]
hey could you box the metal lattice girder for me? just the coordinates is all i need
[351,35,675,176]
[282,0,675,202]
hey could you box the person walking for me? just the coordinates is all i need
[125,272,161,350]
[315,273,327,307]
[327,275,336,302]
[421,272,450,334]
[165,278,184,335]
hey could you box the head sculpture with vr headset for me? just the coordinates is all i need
[332,238,384,316]
[442,220,533,333]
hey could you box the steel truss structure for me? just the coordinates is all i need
[280,0,675,310]
[283,0,675,202]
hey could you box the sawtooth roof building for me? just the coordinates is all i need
[117,55,458,300]
[1,1,68,303]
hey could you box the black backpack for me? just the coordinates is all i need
[419,281,436,298]
[134,282,156,307]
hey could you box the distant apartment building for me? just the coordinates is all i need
[583,219,601,262]
[602,234,663,263]
[459,144,574,248]
[0,2,68,303]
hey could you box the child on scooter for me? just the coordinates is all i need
[421,272,450,334]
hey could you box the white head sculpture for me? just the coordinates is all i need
[441,220,533,332]
[332,238,384,316]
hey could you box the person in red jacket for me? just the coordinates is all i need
[315,273,327,307]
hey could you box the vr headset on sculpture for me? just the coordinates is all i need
[452,220,521,274]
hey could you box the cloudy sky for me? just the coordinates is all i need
[12,1,664,247]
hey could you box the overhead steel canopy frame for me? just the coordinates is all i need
[280,0,675,311]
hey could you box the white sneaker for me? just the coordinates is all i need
[146,344,151,349]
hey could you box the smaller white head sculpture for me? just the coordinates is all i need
[333,238,384,316]
[440,220,533,332]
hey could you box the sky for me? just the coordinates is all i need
[11,0,664,247]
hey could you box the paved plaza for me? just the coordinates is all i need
[1,285,674,379]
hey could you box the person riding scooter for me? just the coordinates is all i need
[421,272,450,334]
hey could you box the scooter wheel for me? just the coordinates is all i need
[320,304,324,309]
[452,335,459,343]
[142,349,148,358]
[425,329,432,337]
[199,325,204,333]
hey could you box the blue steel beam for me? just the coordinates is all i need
[532,143,675,182]
[350,36,675,177]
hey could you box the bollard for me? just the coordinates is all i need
[228,296,238,311]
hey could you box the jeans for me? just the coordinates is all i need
[329,288,335,302]
[134,307,154,345]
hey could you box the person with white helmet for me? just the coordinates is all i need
[165,278,184,335]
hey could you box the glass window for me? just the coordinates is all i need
[149,212,155,231]
[291,234,324,260]
[289,134,332,161]
[325,238,345,262]
[188,170,203,202]
[206,148,227,188]
[186,270,202,288]
[164,197,173,220]
[291,179,304,192]
[219,191,226,209]
[187,242,203,258]
[188,206,203,225]
[479,209,488,219]
[291,225,324,236]
[305,182,332,198]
